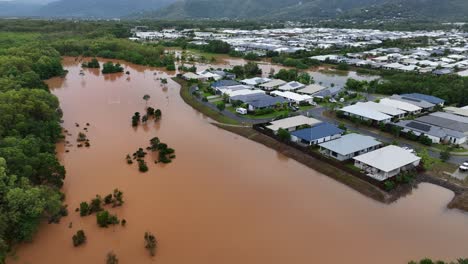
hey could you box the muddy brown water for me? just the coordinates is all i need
[10,57,468,264]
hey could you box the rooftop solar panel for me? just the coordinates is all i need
[407,121,431,132]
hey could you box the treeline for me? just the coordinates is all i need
[52,37,175,70]
[0,33,67,261]
[345,71,468,106]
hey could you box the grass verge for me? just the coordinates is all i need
[174,77,240,125]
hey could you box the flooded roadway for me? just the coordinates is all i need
[10,57,468,264]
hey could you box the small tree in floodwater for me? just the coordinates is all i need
[112,189,124,207]
[132,112,141,127]
[96,210,119,228]
[146,107,155,117]
[79,201,90,216]
[144,232,158,256]
[154,109,162,120]
[143,94,151,106]
[142,114,148,124]
[72,230,86,247]
[106,251,119,264]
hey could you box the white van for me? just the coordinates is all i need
[236,107,247,115]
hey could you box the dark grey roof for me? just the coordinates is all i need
[232,93,288,108]
[211,80,240,88]
[416,115,468,133]
[400,93,445,105]
[395,120,465,139]
[292,123,343,142]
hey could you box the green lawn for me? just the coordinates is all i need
[226,106,290,119]
[174,77,239,125]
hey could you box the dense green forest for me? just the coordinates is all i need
[0,32,67,262]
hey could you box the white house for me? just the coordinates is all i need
[259,79,287,91]
[270,91,313,105]
[266,115,322,133]
[278,81,306,91]
[353,145,421,181]
[340,104,392,123]
[379,98,422,115]
[355,101,407,119]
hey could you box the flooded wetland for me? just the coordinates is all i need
[10,58,468,264]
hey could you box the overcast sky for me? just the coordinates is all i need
[0,0,57,4]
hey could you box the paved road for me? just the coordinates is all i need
[303,106,466,165]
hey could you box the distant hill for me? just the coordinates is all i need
[1,0,467,21]
[136,0,468,21]
[344,0,468,21]
[36,0,176,18]
[0,1,42,17]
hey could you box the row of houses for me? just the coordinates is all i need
[339,93,468,145]
[265,115,421,181]
[340,93,444,124]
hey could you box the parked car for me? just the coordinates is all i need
[459,165,468,172]
[236,107,247,115]
[402,146,415,153]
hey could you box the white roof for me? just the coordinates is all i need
[198,72,222,80]
[319,134,381,156]
[379,98,422,113]
[182,72,202,79]
[225,89,265,97]
[240,77,271,86]
[444,106,468,117]
[356,101,406,116]
[266,115,322,132]
[457,70,468,77]
[340,104,392,122]
[271,91,313,102]
[259,79,287,89]
[297,84,327,95]
[383,62,405,69]
[354,145,421,172]
[278,81,306,91]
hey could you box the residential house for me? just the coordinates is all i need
[353,145,421,181]
[297,84,327,95]
[291,123,344,146]
[266,115,322,133]
[278,81,306,91]
[379,98,422,115]
[340,104,392,123]
[319,134,382,161]
[394,120,466,144]
[259,79,287,91]
[270,91,313,105]
[400,93,445,107]
[230,93,288,112]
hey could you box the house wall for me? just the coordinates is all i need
[354,159,420,181]
[320,145,381,161]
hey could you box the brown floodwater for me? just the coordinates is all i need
[10,57,468,264]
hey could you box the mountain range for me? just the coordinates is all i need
[0,0,467,21]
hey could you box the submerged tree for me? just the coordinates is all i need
[144,232,158,256]
[143,94,151,106]
[72,230,87,247]
[106,251,119,264]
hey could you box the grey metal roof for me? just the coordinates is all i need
[390,95,435,109]
[416,115,468,133]
[318,134,381,156]
[292,123,343,141]
[395,120,465,139]
[400,93,445,104]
